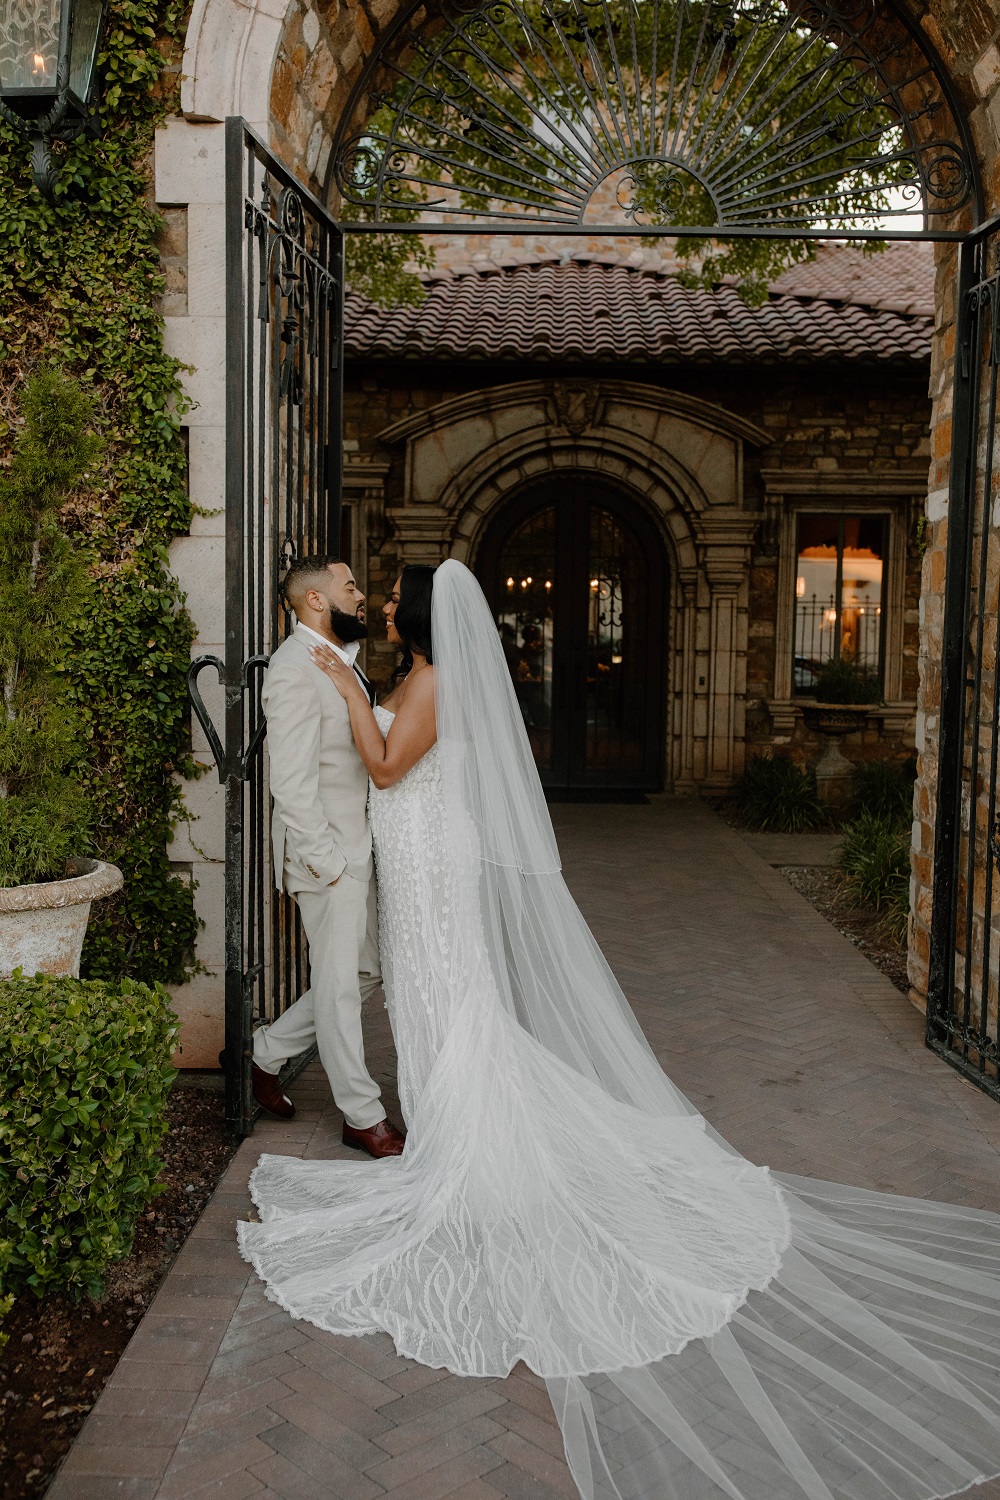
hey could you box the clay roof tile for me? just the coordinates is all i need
[345,243,932,367]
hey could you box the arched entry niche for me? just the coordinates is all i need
[374,379,767,796]
[476,478,668,793]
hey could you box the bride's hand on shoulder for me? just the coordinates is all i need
[309,644,365,702]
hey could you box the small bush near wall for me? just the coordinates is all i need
[0,974,177,1301]
[735,755,829,833]
[848,759,916,826]
[838,762,913,943]
[838,812,910,942]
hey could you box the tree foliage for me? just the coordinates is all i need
[0,372,99,885]
[0,0,199,976]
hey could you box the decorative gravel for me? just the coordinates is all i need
[780,865,910,997]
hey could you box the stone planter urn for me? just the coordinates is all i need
[0,859,124,979]
[801,704,872,805]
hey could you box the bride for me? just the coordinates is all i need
[239,558,1000,1500]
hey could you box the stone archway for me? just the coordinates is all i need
[159,0,1000,1061]
[370,378,767,791]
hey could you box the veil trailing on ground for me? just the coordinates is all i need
[431,559,1000,1500]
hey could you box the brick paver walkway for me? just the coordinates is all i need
[46,800,1000,1500]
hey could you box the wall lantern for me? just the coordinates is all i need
[0,0,107,199]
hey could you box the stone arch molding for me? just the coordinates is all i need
[445,441,702,576]
[378,379,767,794]
[177,0,981,216]
[181,0,287,124]
[376,379,769,564]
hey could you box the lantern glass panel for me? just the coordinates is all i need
[68,0,102,103]
[0,0,64,93]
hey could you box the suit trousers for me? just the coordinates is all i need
[252,873,385,1130]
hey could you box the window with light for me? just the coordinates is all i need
[793,514,886,695]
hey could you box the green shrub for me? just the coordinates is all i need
[735,755,829,832]
[838,809,910,942]
[814,656,883,705]
[0,974,177,1299]
[0,371,99,886]
[849,759,915,830]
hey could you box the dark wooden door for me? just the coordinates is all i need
[478,482,666,790]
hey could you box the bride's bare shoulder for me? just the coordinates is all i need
[385,663,434,718]
[401,663,435,707]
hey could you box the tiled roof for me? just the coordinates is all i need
[345,243,933,367]
[766,241,934,317]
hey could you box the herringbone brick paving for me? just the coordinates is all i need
[45,800,1000,1499]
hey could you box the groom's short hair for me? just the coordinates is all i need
[282,554,342,612]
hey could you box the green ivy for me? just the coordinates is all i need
[0,0,198,981]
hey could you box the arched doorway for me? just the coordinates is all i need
[477,482,667,792]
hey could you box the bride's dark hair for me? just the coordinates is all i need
[392,564,436,683]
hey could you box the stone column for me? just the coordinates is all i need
[671,572,700,793]
[154,118,229,1067]
[699,518,757,791]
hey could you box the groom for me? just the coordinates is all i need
[248,554,405,1158]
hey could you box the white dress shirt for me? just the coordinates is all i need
[294,619,361,667]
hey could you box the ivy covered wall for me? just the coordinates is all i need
[0,0,199,982]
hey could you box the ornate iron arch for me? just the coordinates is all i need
[329,0,980,237]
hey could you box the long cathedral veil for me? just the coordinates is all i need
[432,556,699,1120]
[431,558,1000,1500]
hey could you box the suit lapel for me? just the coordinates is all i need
[285,632,375,707]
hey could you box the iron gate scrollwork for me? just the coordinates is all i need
[329,0,977,237]
[188,119,345,1137]
[928,219,1000,1103]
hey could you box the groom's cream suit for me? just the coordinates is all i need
[252,622,385,1130]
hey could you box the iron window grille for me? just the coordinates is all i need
[792,512,888,697]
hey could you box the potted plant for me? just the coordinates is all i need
[811,655,882,711]
[0,371,121,978]
[801,656,883,806]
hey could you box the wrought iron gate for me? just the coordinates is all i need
[188,120,345,1136]
[928,219,1000,1102]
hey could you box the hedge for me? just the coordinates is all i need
[0,973,177,1300]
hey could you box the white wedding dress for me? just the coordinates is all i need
[240,560,1000,1500]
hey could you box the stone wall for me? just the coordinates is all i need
[906,7,1000,1009]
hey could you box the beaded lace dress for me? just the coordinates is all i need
[240,560,1000,1500]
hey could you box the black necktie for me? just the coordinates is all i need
[354,664,376,707]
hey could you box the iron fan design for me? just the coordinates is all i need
[330,0,975,232]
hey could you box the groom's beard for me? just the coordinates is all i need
[329,605,368,644]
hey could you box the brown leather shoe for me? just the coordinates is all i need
[342,1118,406,1158]
[218,1052,295,1120]
[253,1065,296,1120]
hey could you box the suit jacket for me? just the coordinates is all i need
[260,632,373,893]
